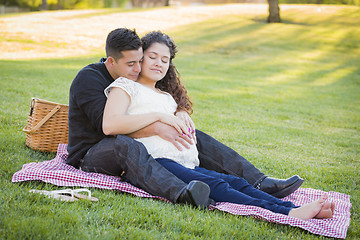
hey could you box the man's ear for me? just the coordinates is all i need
[107,56,115,65]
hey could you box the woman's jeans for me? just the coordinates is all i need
[156,158,296,215]
[80,130,266,204]
[195,130,265,186]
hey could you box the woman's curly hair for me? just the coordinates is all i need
[141,31,193,115]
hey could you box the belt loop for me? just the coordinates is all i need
[79,158,85,169]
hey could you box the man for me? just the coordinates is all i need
[67,28,210,208]
[67,28,303,208]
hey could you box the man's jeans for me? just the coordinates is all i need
[195,130,265,186]
[80,130,266,202]
[81,135,186,203]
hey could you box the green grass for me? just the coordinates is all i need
[1,5,359,239]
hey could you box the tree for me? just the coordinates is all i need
[267,0,281,23]
[41,0,47,10]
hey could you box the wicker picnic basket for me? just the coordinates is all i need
[23,98,69,152]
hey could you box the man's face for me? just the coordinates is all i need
[109,48,143,81]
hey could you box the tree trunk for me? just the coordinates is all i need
[41,0,48,10]
[267,0,281,23]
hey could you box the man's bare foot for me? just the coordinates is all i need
[288,195,327,220]
[315,201,335,219]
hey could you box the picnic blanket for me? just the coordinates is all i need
[12,144,351,239]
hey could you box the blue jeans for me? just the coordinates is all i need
[156,158,297,215]
[80,130,266,204]
[195,130,265,186]
[80,135,186,203]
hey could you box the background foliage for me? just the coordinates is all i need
[0,0,128,10]
[1,0,360,10]
[279,0,359,6]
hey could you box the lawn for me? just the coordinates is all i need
[0,5,359,239]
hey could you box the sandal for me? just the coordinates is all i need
[29,189,77,202]
[29,188,98,202]
[72,188,99,202]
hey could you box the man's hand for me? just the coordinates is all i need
[155,122,194,151]
[157,113,189,136]
[126,122,194,151]
[175,111,196,143]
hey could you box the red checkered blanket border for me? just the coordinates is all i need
[12,144,351,239]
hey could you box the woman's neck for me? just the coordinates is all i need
[137,76,157,90]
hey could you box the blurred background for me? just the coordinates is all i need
[0,0,358,14]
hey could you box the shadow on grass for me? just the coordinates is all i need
[176,13,360,95]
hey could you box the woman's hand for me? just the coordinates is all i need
[126,121,194,151]
[153,122,193,151]
[175,111,196,143]
[158,113,189,136]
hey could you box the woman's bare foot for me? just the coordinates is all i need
[288,195,327,220]
[315,201,335,219]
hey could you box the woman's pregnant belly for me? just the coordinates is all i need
[135,135,199,169]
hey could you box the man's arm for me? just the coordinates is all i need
[127,122,193,151]
[71,68,109,134]
[103,87,189,136]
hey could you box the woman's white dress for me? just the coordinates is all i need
[105,77,199,169]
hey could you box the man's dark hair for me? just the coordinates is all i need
[105,28,142,61]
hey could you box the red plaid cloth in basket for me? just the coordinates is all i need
[12,144,351,239]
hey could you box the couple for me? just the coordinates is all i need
[67,28,332,218]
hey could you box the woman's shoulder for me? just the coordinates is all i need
[113,77,137,86]
[157,89,172,97]
[105,77,140,98]
[111,77,142,90]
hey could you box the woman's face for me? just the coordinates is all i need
[141,42,170,82]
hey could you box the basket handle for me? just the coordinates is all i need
[23,105,61,134]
